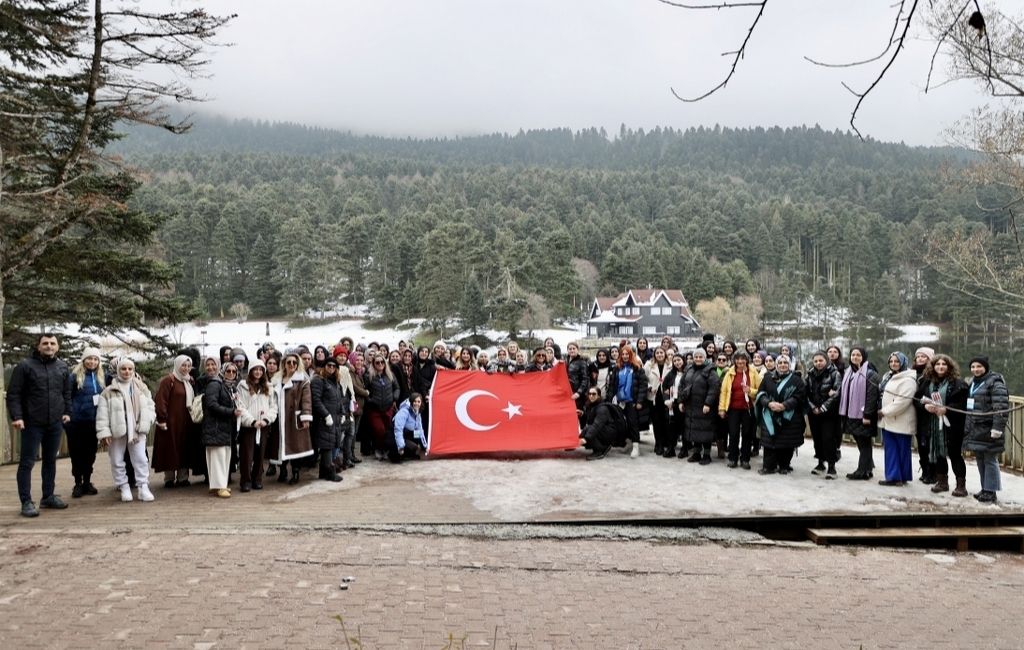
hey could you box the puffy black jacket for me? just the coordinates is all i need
[605,364,648,404]
[756,371,807,449]
[963,372,1009,454]
[311,374,347,450]
[681,363,720,444]
[201,377,236,447]
[366,374,400,411]
[581,401,626,448]
[806,363,842,416]
[6,352,72,426]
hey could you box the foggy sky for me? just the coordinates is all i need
[185,0,986,146]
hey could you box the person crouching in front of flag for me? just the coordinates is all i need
[389,393,427,463]
[578,387,627,460]
[606,344,648,458]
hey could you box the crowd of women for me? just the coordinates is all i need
[576,336,1010,504]
[56,334,1010,507]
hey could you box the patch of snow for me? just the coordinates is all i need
[893,325,941,343]
[924,554,956,565]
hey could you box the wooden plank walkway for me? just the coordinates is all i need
[807,526,1024,553]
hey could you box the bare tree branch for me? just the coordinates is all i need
[670,1,768,103]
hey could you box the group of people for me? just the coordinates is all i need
[575,336,1011,505]
[5,331,1013,518]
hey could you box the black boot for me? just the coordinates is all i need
[82,474,98,495]
[266,464,277,477]
[276,463,288,483]
[319,454,342,482]
[72,477,83,499]
[288,466,300,485]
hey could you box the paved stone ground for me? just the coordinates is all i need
[2,448,1024,648]
[2,526,1024,649]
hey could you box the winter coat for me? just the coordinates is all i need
[95,378,156,441]
[878,369,918,435]
[645,360,671,407]
[914,376,968,442]
[755,371,807,449]
[266,372,314,462]
[843,367,880,439]
[717,366,761,413]
[681,363,721,444]
[963,372,1010,455]
[392,363,414,403]
[392,399,426,451]
[351,367,369,414]
[311,374,348,450]
[70,369,104,422]
[412,358,437,396]
[236,382,279,430]
[6,351,71,426]
[805,363,842,417]
[201,377,237,447]
[366,373,400,411]
[581,401,626,448]
[566,356,590,397]
[605,364,648,404]
[152,373,196,472]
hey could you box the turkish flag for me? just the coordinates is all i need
[427,367,580,455]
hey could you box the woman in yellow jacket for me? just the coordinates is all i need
[718,352,762,469]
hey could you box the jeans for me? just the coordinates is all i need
[975,450,1002,492]
[17,421,64,503]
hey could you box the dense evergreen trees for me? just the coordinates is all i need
[116,116,1006,331]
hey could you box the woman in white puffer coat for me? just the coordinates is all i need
[97,358,156,503]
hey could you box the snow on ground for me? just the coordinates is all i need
[276,430,1024,521]
[894,324,941,343]
[65,318,585,359]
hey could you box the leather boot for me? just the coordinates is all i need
[951,475,968,497]
[930,473,949,493]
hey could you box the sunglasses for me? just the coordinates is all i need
[374,360,385,365]
[285,360,297,366]
[717,357,728,362]
[587,391,599,396]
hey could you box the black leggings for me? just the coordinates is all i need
[809,413,840,464]
[727,408,754,462]
[620,402,640,443]
[934,428,967,478]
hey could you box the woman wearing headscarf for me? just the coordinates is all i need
[153,355,196,488]
[266,352,315,484]
[96,358,156,502]
[911,346,937,485]
[963,356,1009,503]
[202,362,240,498]
[236,359,278,492]
[681,348,721,465]
[68,347,105,497]
[877,352,917,487]
[916,354,968,496]
[754,354,806,475]
[589,348,614,398]
[839,346,880,480]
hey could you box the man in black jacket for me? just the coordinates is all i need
[7,334,73,517]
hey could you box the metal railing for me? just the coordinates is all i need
[1,389,1023,471]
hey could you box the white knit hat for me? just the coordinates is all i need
[81,347,102,361]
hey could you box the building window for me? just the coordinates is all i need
[642,326,657,335]
[667,326,681,335]
[618,325,634,335]
[588,326,597,337]
[630,307,640,315]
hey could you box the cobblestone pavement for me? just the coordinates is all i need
[2,525,1024,649]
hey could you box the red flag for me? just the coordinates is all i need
[427,367,580,455]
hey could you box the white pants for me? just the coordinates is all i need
[108,435,150,489]
[205,445,231,490]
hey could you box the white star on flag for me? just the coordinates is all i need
[501,401,522,419]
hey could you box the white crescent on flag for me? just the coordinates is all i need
[454,389,500,431]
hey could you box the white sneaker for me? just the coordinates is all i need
[119,485,133,502]
[137,484,155,502]
[630,442,640,458]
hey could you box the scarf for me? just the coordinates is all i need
[115,376,143,441]
[839,365,868,420]
[758,371,795,436]
[927,378,949,464]
[172,355,195,404]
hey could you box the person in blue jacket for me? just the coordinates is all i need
[389,392,427,463]
[68,347,106,498]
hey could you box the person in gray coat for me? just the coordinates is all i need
[963,355,1009,503]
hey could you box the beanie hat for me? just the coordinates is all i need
[81,347,102,361]
[969,355,990,373]
[333,344,349,359]
[914,347,935,360]
[434,340,447,351]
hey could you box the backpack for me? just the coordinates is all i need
[602,403,628,444]
[189,394,204,424]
